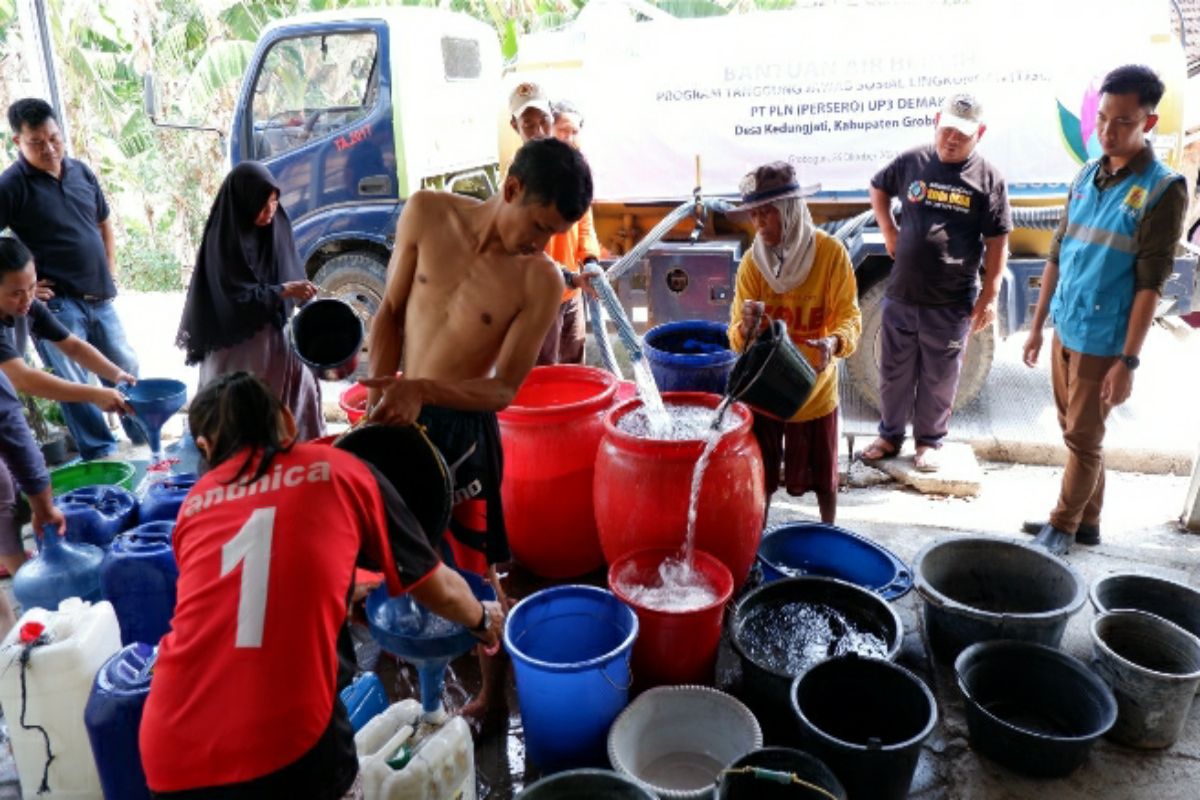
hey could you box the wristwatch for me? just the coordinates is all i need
[1119,354,1140,371]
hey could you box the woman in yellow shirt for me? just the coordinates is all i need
[727,162,862,523]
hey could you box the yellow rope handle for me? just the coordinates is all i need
[718,766,841,800]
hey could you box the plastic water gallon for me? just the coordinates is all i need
[0,598,121,799]
[84,643,156,800]
[99,522,178,646]
[355,699,476,800]
[13,526,104,613]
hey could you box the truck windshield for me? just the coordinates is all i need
[250,30,380,161]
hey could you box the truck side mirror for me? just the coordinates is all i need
[143,73,161,122]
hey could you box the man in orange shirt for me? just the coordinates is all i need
[507,83,600,364]
[728,163,861,523]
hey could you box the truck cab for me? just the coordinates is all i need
[226,8,502,326]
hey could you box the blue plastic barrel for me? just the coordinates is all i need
[139,473,196,524]
[59,485,138,549]
[85,643,156,800]
[100,522,178,645]
[13,525,104,610]
[340,672,389,732]
[757,522,913,601]
[642,320,737,394]
[504,585,638,771]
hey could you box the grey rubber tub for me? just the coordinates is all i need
[913,536,1087,661]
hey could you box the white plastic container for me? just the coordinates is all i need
[0,598,121,799]
[355,699,476,800]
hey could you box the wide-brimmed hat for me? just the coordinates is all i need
[726,162,811,218]
[938,93,983,136]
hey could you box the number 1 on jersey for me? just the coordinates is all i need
[221,507,276,648]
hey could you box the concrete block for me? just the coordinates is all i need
[872,441,982,498]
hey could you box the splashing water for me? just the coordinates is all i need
[617,403,739,440]
[685,426,723,562]
[739,601,890,674]
[631,358,671,437]
[615,554,719,612]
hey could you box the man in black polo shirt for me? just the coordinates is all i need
[0,98,142,460]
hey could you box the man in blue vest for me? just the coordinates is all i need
[1022,64,1186,555]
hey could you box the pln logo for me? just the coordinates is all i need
[1057,77,1104,164]
[907,180,927,203]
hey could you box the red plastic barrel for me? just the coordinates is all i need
[595,392,765,590]
[608,547,733,688]
[499,366,618,579]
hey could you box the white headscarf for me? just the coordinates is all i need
[751,197,817,294]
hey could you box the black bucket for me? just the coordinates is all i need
[728,577,902,739]
[790,655,936,800]
[955,640,1116,778]
[289,298,364,380]
[1090,572,1200,644]
[727,319,817,420]
[913,536,1086,661]
[334,423,452,539]
[517,769,656,799]
[715,747,847,800]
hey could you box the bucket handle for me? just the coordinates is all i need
[601,656,634,693]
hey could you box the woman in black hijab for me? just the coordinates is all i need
[177,162,324,440]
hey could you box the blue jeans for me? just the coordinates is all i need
[34,297,143,460]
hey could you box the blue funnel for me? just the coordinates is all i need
[365,571,495,716]
[121,379,187,462]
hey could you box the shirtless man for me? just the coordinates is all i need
[364,137,593,727]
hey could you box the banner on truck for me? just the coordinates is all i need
[537,0,1183,200]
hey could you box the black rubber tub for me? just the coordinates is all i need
[1090,572,1200,642]
[729,576,902,737]
[955,640,1117,777]
[913,536,1086,661]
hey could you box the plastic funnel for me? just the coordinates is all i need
[364,570,495,715]
[120,379,187,461]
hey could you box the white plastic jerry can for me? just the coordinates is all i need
[355,699,476,800]
[0,598,121,799]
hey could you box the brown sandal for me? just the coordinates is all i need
[859,438,898,462]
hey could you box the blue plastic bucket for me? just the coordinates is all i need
[643,320,737,394]
[757,523,913,601]
[504,585,638,771]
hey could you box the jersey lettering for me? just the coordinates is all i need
[220,506,276,648]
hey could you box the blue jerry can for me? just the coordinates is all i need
[340,671,390,732]
[100,522,178,646]
[59,484,139,548]
[139,473,197,524]
[84,642,157,800]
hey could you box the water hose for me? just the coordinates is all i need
[586,262,644,363]
[1011,205,1063,231]
[604,200,698,283]
[718,766,840,800]
[582,266,623,378]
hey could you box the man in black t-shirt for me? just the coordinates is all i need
[0,238,132,421]
[861,94,1011,471]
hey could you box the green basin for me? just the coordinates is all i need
[50,461,136,495]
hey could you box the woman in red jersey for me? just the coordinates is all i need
[140,372,502,799]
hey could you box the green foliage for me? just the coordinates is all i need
[0,0,793,282]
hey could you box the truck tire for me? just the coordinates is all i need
[844,280,995,413]
[312,252,389,379]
